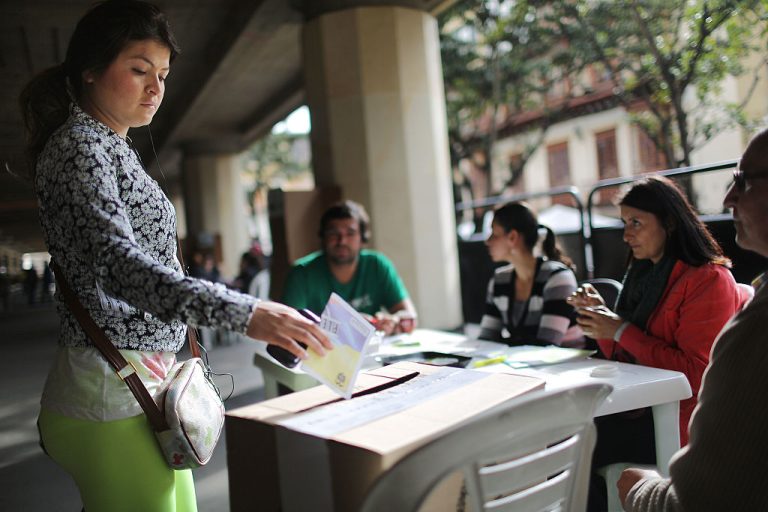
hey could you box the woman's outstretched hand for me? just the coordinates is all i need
[245,301,333,360]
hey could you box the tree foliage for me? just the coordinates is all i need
[439,0,581,201]
[241,132,312,215]
[547,0,766,168]
[441,0,768,203]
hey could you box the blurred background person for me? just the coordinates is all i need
[24,265,38,306]
[40,261,54,302]
[188,251,221,284]
[230,250,264,294]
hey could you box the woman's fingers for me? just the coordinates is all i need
[568,286,604,308]
[577,305,623,340]
[577,306,601,318]
[581,284,606,306]
[374,313,398,335]
[264,332,310,360]
[246,301,333,359]
[567,289,588,307]
[577,306,606,332]
[285,319,333,353]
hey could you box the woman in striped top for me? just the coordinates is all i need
[478,202,583,347]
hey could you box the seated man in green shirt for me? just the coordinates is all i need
[282,200,417,335]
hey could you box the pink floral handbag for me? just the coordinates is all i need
[53,262,224,470]
[154,357,224,468]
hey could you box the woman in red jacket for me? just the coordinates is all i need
[570,176,748,510]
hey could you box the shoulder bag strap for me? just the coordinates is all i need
[50,262,169,432]
[175,236,202,359]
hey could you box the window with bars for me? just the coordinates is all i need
[547,142,570,206]
[595,129,619,205]
[637,129,668,172]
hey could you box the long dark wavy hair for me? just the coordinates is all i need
[492,201,574,269]
[18,0,180,176]
[619,175,730,267]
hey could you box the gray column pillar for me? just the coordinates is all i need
[303,6,462,328]
[182,153,251,278]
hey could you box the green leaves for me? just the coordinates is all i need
[441,0,766,191]
[440,0,578,194]
[560,0,765,166]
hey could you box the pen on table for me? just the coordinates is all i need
[472,355,507,368]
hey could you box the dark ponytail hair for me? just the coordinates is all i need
[619,175,730,267]
[493,202,573,269]
[19,0,180,176]
[18,65,71,174]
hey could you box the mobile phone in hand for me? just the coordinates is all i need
[266,308,321,368]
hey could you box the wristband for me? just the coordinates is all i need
[613,321,630,342]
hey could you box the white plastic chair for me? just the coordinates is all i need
[736,282,754,309]
[360,383,612,512]
[598,462,656,512]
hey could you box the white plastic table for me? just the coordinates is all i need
[252,328,692,474]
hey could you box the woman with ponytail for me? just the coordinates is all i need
[22,1,331,510]
[478,201,584,347]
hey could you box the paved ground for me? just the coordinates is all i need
[0,289,266,512]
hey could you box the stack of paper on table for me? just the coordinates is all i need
[503,345,596,368]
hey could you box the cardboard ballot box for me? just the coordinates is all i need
[226,362,544,512]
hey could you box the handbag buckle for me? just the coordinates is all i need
[117,361,138,381]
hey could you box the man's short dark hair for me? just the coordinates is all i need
[318,200,371,243]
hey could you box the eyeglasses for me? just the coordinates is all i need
[732,169,768,192]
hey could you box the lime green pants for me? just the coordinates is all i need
[38,409,197,512]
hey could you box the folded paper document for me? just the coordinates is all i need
[301,292,376,399]
[503,345,596,368]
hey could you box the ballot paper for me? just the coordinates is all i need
[300,293,376,399]
[503,345,596,368]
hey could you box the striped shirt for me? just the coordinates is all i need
[478,257,583,347]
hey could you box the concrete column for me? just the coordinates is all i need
[303,6,462,329]
[182,153,250,278]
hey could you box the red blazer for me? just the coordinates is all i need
[598,261,747,446]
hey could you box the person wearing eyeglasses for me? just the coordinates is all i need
[282,200,416,335]
[616,131,768,511]
[567,175,750,510]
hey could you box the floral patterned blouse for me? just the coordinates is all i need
[35,105,258,420]
[35,104,258,352]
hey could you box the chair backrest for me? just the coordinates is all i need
[247,269,270,299]
[360,383,612,512]
[736,282,754,310]
[580,277,623,310]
